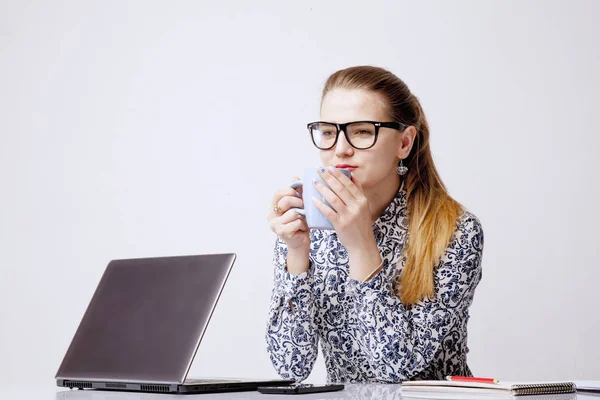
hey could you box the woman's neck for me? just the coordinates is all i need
[364,171,402,223]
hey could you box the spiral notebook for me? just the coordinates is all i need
[573,381,600,393]
[401,380,576,398]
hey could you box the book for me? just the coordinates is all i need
[573,381,600,393]
[401,393,576,400]
[401,380,576,398]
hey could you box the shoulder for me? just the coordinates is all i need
[434,210,484,302]
[435,210,484,273]
[447,209,484,260]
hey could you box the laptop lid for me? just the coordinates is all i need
[55,253,236,384]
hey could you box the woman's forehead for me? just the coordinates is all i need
[320,88,390,122]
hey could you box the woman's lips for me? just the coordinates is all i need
[335,164,357,171]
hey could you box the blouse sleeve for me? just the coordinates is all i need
[346,212,484,382]
[265,237,319,381]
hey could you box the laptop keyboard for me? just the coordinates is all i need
[184,378,241,385]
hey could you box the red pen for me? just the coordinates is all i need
[446,376,498,384]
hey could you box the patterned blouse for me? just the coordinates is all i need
[265,181,484,383]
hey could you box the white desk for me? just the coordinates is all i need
[2,385,599,400]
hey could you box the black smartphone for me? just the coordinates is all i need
[257,383,345,395]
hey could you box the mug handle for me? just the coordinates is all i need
[289,180,305,216]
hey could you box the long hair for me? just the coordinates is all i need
[322,66,463,305]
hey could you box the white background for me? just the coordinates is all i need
[1,0,599,388]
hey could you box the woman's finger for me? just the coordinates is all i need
[312,195,339,225]
[278,208,305,225]
[277,215,308,239]
[327,167,363,201]
[270,187,302,215]
[318,167,354,205]
[312,176,345,214]
[276,195,304,214]
[285,217,308,235]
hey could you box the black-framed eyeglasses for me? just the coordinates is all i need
[306,120,407,150]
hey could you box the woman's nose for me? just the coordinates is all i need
[335,131,354,157]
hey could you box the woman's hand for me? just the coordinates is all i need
[311,166,374,251]
[267,178,310,251]
[312,166,382,280]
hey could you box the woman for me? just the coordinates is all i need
[265,66,484,383]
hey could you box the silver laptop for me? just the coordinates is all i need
[55,253,292,394]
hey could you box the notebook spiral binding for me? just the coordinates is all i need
[512,382,576,395]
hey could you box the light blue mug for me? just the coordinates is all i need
[290,167,352,230]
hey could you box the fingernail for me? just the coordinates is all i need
[312,178,319,185]
[311,196,318,203]
[317,166,325,174]
[295,191,301,198]
[327,165,337,173]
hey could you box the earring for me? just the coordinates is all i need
[396,159,408,176]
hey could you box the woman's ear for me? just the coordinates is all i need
[397,126,417,159]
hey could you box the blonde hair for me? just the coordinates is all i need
[322,66,463,305]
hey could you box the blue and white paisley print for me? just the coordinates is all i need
[266,181,484,383]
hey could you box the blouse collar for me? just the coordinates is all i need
[373,179,408,247]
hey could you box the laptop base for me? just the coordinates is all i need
[57,378,295,394]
